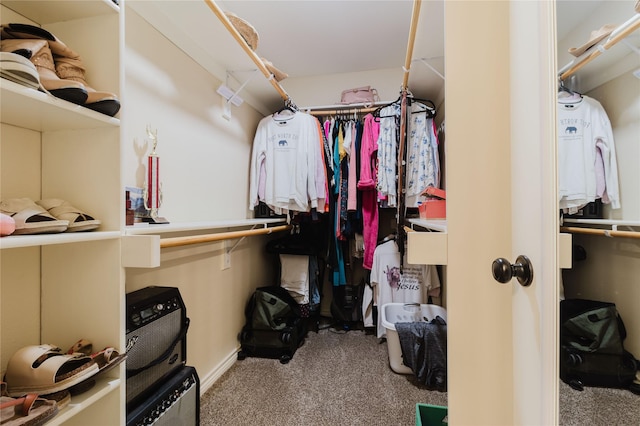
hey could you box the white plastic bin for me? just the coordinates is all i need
[381,302,447,374]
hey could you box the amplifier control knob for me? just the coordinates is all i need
[131,313,141,325]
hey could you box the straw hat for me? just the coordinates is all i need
[262,58,288,82]
[224,12,259,51]
[568,23,617,57]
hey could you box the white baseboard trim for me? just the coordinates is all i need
[198,347,239,395]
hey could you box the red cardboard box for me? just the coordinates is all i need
[418,187,446,219]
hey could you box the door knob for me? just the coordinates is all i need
[491,255,533,287]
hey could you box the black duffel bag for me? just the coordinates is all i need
[560,298,639,393]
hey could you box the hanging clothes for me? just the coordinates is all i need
[249,110,326,215]
[405,102,440,207]
[358,113,380,270]
[376,103,401,207]
[557,94,620,214]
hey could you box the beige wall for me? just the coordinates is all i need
[563,71,640,357]
[123,8,278,391]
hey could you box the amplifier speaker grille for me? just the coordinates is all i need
[126,365,199,426]
[126,286,188,408]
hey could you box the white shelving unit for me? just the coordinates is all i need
[0,1,124,424]
[405,218,448,265]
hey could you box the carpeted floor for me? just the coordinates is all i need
[200,326,640,426]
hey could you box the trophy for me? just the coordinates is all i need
[143,126,169,224]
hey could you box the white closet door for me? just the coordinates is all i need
[445,1,558,424]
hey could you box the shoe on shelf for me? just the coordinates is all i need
[0,51,40,90]
[1,383,59,426]
[1,23,120,116]
[0,198,68,235]
[0,39,88,105]
[36,199,101,232]
[3,344,100,397]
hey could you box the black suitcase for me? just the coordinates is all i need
[237,286,306,364]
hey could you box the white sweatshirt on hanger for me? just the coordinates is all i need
[249,111,325,214]
[558,95,620,213]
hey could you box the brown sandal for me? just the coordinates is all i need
[1,383,58,426]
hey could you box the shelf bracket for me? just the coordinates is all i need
[217,69,258,120]
[414,57,445,81]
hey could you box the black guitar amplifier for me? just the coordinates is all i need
[126,286,189,409]
[126,365,200,426]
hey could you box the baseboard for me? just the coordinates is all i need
[198,346,239,395]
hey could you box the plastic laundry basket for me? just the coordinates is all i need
[381,303,447,374]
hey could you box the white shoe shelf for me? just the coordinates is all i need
[0,1,124,425]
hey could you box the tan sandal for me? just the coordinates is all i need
[36,199,100,233]
[0,198,68,235]
[4,345,99,397]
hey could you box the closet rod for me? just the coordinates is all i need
[402,0,422,90]
[307,106,378,117]
[559,14,640,81]
[560,226,640,240]
[204,0,292,103]
[160,224,292,248]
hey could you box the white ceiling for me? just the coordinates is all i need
[128,0,444,113]
[128,0,637,115]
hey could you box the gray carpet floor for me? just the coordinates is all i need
[200,327,640,426]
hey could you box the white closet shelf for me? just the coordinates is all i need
[405,219,448,265]
[122,218,288,268]
[0,231,121,250]
[407,218,448,232]
[2,0,118,25]
[48,376,120,426]
[0,80,120,132]
[124,218,286,236]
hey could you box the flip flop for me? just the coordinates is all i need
[36,199,100,232]
[0,199,68,235]
[1,383,58,426]
[3,345,99,397]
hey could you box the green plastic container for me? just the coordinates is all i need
[416,403,448,426]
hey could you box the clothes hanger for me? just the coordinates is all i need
[273,98,299,121]
[408,97,437,118]
[557,79,583,105]
[373,95,402,119]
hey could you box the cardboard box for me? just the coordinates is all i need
[418,187,446,219]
